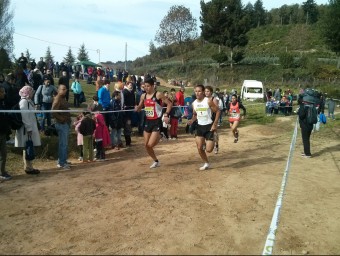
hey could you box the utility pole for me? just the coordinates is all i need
[96,49,100,63]
[125,42,127,70]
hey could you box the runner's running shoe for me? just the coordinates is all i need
[199,163,210,171]
[150,161,160,169]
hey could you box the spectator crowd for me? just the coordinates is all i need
[0,53,338,180]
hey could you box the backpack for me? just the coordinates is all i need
[8,99,29,130]
[305,103,318,125]
[302,88,320,104]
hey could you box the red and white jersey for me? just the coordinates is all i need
[144,92,163,120]
[228,102,241,122]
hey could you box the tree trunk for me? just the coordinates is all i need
[337,55,340,69]
[230,49,233,68]
[180,43,184,66]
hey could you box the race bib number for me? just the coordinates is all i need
[231,113,240,118]
[145,107,154,117]
[196,107,208,118]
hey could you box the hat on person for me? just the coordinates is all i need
[19,85,34,98]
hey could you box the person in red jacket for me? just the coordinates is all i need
[175,86,185,123]
[94,113,111,161]
[175,86,185,106]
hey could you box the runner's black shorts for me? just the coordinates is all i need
[195,123,215,141]
[144,118,162,133]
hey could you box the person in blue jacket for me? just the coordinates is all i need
[97,79,111,127]
[71,78,83,107]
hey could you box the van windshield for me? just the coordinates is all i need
[247,87,263,93]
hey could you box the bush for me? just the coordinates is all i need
[211,52,229,66]
[279,53,295,68]
[233,50,245,63]
[297,55,310,68]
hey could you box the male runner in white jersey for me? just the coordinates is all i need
[188,84,221,170]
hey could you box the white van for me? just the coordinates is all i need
[240,80,264,101]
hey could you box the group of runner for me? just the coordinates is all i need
[135,80,246,170]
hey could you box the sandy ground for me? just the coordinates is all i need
[0,115,339,255]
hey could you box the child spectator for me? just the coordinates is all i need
[287,92,293,115]
[169,88,179,140]
[185,94,197,134]
[73,113,84,161]
[110,91,124,150]
[78,112,96,162]
[266,98,274,116]
[94,113,111,161]
[159,90,170,140]
[272,98,279,114]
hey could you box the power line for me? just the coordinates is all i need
[14,32,98,52]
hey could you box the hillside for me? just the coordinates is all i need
[245,24,329,56]
[132,24,339,96]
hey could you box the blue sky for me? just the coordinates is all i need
[11,0,329,64]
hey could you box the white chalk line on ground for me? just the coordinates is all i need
[261,117,298,255]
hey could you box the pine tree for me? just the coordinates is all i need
[63,47,75,64]
[25,49,31,62]
[0,47,11,72]
[45,46,54,63]
[77,43,89,61]
[254,0,266,27]
[0,0,14,54]
[303,0,319,24]
[200,0,250,68]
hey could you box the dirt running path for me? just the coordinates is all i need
[0,116,339,254]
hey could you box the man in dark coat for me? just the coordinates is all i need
[58,71,70,101]
[0,85,12,180]
[298,96,314,158]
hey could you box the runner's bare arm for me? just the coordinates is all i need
[188,110,197,125]
[208,98,221,130]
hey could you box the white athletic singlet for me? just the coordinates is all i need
[193,97,213,125]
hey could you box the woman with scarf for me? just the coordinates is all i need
[15,85,41,175]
